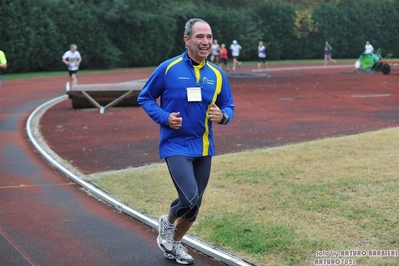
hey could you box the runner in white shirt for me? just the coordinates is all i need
[229,40,242,71]
[364,41,374,54]
[210,39,220,63]
[257,41,268,69]
[62,44,82,85]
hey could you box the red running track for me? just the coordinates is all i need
[39,64,398,174]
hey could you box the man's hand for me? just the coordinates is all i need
[168,112,183,129]
[209,103,223,123]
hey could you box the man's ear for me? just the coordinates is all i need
[184,35,190,47]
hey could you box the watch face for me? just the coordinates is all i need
[220,112,228,124]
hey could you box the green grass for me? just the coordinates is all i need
[2,69,109,81]
[1,67,154,81]
[93,128,399,265]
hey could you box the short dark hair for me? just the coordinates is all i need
[184,18,208,38]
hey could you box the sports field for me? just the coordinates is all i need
[15,61,398,265]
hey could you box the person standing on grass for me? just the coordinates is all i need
[0,49,7,89]
[258,41,268,69]
[62,44,82,85]
[324,41,336,65]
[210,39,220,63]
[138,18,234,265]
[229,40,242,71]
[364,41,374,54]
[219,43,229,71]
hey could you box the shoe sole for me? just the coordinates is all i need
[164,253,194,265]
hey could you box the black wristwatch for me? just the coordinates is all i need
[218,112,228,124]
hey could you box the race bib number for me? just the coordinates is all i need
[187,87,202,102]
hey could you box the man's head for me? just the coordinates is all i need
[70,44,77,52]
[259,41,263,46]
[325,41,329,45]
[213,39,218,44]
[366,41,370,45]
[184,18,212,63]
[233,40,238,45]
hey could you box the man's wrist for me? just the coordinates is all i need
[218,112,228,124]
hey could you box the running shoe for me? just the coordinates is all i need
[164,244,194,265]
[157,215,175,253]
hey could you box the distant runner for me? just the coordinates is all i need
[229,40,242,71]
[257,41,268,69]
[219,43,229,72]
[210,39,220,63]
[62,44,82,85]
[324,41,336,65]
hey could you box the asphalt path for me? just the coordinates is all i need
[0,76,225,266]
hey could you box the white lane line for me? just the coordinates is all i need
[26,93,253,266]
[352,94,391,98]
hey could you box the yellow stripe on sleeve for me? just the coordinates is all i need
[202,63,223,156]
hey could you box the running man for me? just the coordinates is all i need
[258,41,268,69]
[219,43,229,71]
[0,49,7,89]
[210,39,220,63]
[324,41,336,65]
[62,44,82,85]
[364,41,374,54]
[229,40,242,71]
[138,18,234,265]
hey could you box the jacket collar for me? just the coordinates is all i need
[183,50,207,68]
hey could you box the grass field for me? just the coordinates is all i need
[2,59,356,81]
[93,128,399,266]
[1,67,152,81]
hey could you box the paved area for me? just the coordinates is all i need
[0,73,225,265]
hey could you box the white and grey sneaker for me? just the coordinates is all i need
[164,244,194,265]
[157,215,175,253]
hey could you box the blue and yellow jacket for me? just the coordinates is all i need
[138,51,234,159]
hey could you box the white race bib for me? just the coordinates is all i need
[187,87,202,102]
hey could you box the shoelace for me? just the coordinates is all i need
[163,227,175,244]
[174,244,189,256]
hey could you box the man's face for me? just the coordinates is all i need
[70,46,77,52]
[184,22,213,63]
